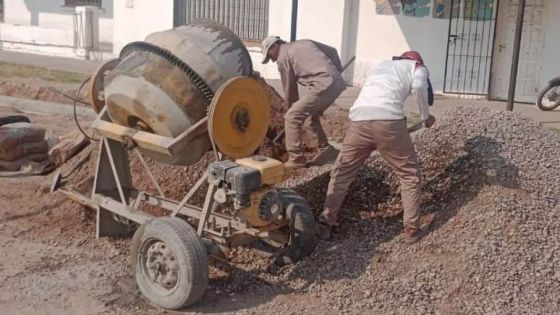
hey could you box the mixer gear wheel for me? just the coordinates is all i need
[88,58,120,113]
[208,77,271,159]
[120,41,215,103]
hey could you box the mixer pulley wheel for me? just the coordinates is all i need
[88,58,120,113]
[208,77,271,159]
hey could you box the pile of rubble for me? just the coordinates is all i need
[59,93,560,313]
[273,107,560,313]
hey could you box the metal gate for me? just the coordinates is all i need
[490,0,547,102]
[443,0,499,95]
[174,0,269,41]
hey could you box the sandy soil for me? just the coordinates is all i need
[0,101,347,315]
[0,79,544,314]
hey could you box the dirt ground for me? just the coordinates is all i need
[0,74,87,105]
[4,78,557,314]
[0,101,352,315]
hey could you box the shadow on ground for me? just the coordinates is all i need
[178,136,520,313]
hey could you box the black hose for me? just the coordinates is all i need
[48,81,99,142]
[48,87,90,106]
[73,77,100,142]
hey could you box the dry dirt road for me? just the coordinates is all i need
[5,97,556,314]
[0,105,345,315]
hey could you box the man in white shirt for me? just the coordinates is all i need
[318,51,436,243]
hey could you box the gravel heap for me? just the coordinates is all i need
[61,102,560,313]
[204,107,560,314]
[270,107,560,313]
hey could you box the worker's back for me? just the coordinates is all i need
[350,59,421,121]
[278,40,345,95]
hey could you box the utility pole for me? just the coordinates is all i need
[506,0,526,111]
[290,0,298,42]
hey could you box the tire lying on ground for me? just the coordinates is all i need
[131,217,208,310]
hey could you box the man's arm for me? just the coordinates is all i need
[411,66,434,127]
[278,62,299,106]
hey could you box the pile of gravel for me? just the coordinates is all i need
[62,104,560,313]
[226,107,560,314]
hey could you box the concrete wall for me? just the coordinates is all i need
[261,0,560,96]
[250,0,294,80]
[250,0,356,82]
[296,0,359,81]
[0,22,77,57]
[3,0,113,44]
[296,0,346,52]
[352,0,449,92]
[248,0,449,91]
[112,0,173,56]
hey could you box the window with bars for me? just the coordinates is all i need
[64,0,102,8]
[177,0,270,42]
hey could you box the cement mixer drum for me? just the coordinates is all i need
[103,20,254,165]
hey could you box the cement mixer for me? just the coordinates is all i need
[56,20,317,310]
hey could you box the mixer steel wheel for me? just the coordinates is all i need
[208,77,271,159]
[88,58,120,113]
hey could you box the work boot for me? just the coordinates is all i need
[284,156,307,169]
[419,213,437,230]
[404,227,421,244]
[403,213,437,244]
[309,145,339,166]
[317,221,334,241]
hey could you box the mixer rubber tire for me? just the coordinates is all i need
[130,223,146,267]
[132,217,208,310]
[536,82,560,111]
[274,188,318,266]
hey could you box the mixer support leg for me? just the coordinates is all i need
[197,183,216,236]
[93,138,133,238]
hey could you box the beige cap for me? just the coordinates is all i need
[261,36,282,64]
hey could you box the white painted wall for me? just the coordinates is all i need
[250,0,294,80]
[296,0,346,54]
[0,23,78,57]
[112,0,174,56]
[3,0,113,44]
[0,23,73,46]
[250,0,352,81]
[352,0,449,92]
[251,0,450,91]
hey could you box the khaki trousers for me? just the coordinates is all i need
[320,119,421,229]
[284,88,342,160]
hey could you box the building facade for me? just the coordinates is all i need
[0,0,113,59]
[0,0,557,102]
[168,0,558,103]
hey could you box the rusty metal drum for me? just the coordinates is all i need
[103,20,253,165]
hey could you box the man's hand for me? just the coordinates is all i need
[424,114,436,128]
